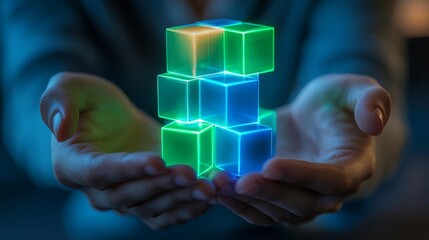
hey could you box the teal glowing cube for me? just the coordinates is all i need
[161,121,214,176]
[167,25,224,77]
[259,108,277,155]
[196,18,242,28]
[157,73,199,122]
[215,124,273,176]
[200,73,259,127]
[223,23,274,75]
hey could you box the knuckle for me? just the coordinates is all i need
[140,218,162,231]
[85,159,108,190]
[88,199,108,211]
[168,192,182,205]
[330,165,352,195]
[107,188,132,208]
[261,192,278,203]
[52,158,76,188]
[148,223,163,231]
[135,204,157,218]
[149,182,169,196]
[189,204,208,218]
[165,212,181,226]
[84,190,110,211]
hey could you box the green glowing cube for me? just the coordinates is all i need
[223,23,274,75]
[259,108,276,133]
[167,25,224,77]
[259,108,277,155]
[161,121,214,176]
[157,73,199,122]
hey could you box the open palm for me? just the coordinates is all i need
[214,74,391,225]
[41,72,216,230]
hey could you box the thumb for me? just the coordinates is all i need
[344,75,391,136]
[39,72,82,141]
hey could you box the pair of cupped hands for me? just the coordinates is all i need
[40,72,391,230]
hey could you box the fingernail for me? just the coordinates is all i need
[192,188,210,200]
[52,111,62,137]
[175,175,193,187]
[264,170,283,180]
[207,198,218,205]
[145,166,161,176]
[374,107,384,126]
[239,183,260,195]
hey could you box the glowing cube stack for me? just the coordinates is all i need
[158,19,276,176]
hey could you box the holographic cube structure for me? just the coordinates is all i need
[158,19,276,176]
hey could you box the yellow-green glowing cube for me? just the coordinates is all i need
[167,25,224,77]
[161,121,214,176]
[223,23,274,75]
[259,108,277,155]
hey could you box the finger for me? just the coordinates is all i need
[236,173,342,217]
[217,196,275,226]
[87,165,196,208]
[141,201,211,230]
[40,72,133,141]
[130,179,216,218]
[232,193,302,222]
[53,151,167,189]
[214,172,317,225]
[342,75,391,136]
[263,158,356,195]
[212,171,238,192]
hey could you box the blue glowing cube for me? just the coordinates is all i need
[197,18,242,28]
[200,73,259,127]
[215,124,273,176]
[157,73,199,122]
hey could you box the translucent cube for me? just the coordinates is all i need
[259,108,277,155]
[196,18,242,28]
[215,124,273,176]
[167,25,224,77]
[200,73,259,127]
[157,73,199,122]
[223,23,274,75]
[161,121,214,176]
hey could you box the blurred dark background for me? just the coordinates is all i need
[0,0,428,239]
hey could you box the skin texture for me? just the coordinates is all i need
[213,74,391,225]
[40,72,391,229]
[40,72,216,230]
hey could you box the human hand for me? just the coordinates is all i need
[40,72,216,230]
[213,74,391,225]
